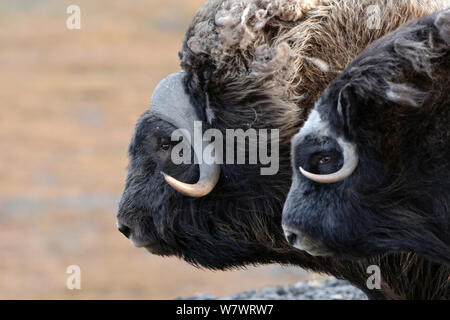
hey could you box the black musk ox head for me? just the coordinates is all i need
[283,9,450,264]
[116,0,304,269]
[116,71,297,268]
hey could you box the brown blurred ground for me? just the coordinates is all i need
[0,0,325,299]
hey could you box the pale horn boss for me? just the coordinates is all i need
[150,72,220,198]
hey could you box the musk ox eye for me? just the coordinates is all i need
[319,156,332,165]
[299,149,343,176]
[160,143,171,151]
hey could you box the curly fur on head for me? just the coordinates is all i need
[181,0,447,120]
[182,0,322,102]
[189,0,320,53]
[120,0,450,300]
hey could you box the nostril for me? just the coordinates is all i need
[118,224,131,239]
[285,231,298,246]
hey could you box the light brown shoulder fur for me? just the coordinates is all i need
[287,0,449,115]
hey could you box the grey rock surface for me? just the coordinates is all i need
[180,279,368,300]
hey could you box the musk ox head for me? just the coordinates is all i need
[282,9,450,264]
[116,0,312,269]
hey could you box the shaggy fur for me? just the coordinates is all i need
[118,0,450,299]
[283,9,450,264]
[180,0,447,119]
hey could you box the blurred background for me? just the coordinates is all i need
[0,0,326,299]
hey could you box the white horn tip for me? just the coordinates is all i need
[161,171,217,198]
[299,155,359,184]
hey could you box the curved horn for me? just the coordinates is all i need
[299,138,359,184]
[162,164,220,197]
[150,72,221,197]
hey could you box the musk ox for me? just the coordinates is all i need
[282,9,450,264]
[117,0,450,299]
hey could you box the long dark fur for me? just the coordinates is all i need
[118,0,450,299]
[284,10,450,265]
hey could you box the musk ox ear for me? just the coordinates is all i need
[336,84,359,139]
[435,9,450,45]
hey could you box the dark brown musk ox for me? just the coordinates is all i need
[282,8,450,265]
[117,0,450,299]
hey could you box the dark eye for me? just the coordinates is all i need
[319,156,332,165]
[160,143,171,151]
